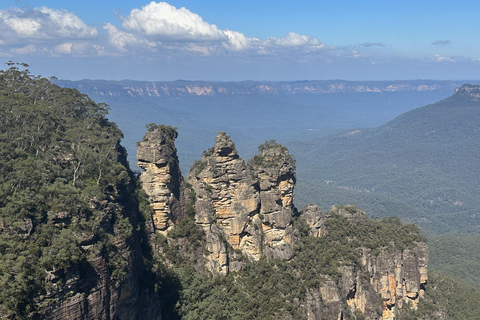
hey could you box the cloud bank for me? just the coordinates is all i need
[0,0,475,81]
[0,1,337,59]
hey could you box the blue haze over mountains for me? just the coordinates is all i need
[57,79,480,234]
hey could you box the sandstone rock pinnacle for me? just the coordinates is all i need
[137,124,185,233]
[187,133,296,274]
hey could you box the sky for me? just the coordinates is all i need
[1,0,479,81]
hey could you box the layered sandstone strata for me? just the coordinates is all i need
[137,125,185,233]
[303,204,428,320]
[187,133,295,274]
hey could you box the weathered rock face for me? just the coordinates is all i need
[39,242,161,320]
[135,128,429,319]
[366,243,428,320]
[32,173,162,320]
[187,133,295,274]
[137,125,185,233]
[303,204,429,320]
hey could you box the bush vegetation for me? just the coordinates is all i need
[0,63,137,317]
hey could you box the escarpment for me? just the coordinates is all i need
[0,66,162,319]
[137,127,429,319]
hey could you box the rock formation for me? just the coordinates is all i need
[303,204,428,320]
[137,124,185,234]
[136,128,429,319]
[31,151,162,320]
[187,133,295,274]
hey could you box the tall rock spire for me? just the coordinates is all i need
[137,124,185,233]
[187,132,296,274]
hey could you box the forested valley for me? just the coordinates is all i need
[1,64,480,319]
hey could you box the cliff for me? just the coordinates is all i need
[0,65,161,319]
[56,79,466,98]
[303,204,428,320]
[138,128,429,319]
[186,133,295,274]
[137,124,186,234]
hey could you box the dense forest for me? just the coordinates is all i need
[292,85,480,234]
[1,64,480,319]
[0,63,150,318]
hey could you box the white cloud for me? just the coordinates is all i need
[433,54,455,62]
[0,13,41,37]
[120,2,225,41]
[54,42,73,54]
[103,23,156,52]
[0,2,364,64]
[114,2,327,57]
[223,29,254,51]
[0,7,98,42]
[265,32,324,49]
[51,42,100,56]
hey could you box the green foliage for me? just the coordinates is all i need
[428,232,480,288]
[156,257,307,320]
[190,159,208,175]
[293,86,480,235]
[0,64,137,317]
[167,215,204,248]
[257,139,282,153]
[155,207,423,319]
[249,139,296,170]
[145,123,178,147]
[397,271,480,320]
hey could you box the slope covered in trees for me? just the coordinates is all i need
[291,85,480,234]
[0,63,160,319]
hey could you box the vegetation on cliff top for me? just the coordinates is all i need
[152,204,425,319]
[0,63,138,318]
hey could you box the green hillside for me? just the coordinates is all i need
[0,64,147,317]
[290,84,480,234]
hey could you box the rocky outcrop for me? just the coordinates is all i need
[303,204,428,320]
[454,83,480,100]
[135,128,429,319]
[187,133,295,274]
[34,163,162,320]
[38,243,161,320]
[137,124,185,233]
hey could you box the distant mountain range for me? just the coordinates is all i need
[54,79,480,176]
[290,84,480,234]
[56,79,472,97]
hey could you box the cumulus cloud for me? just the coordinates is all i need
[265,32,324,49]
[120,2,225,41]
[0,7,98,42]
[0,1,361,62]
[113,2,327,57]
[432,39,452,45]
[223,29,254,51]
[51,41,104,56]
[103,23,156,52]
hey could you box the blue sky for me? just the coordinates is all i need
[1,0,479,80]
